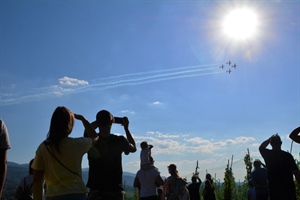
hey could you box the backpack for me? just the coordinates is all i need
[17,177,33,200]
[174,177,187,199]
[166,177,186,200]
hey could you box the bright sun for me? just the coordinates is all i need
[222,8,258,40]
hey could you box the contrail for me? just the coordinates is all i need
[80,71,222,92]
[0,63,223,106]
[87,65,219,88]
[91,63,221,82]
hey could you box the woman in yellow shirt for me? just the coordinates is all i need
[32,106,98,200]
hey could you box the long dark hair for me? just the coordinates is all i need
[206,173,214,184]
[44,106,74,153]
[29,159,34,175]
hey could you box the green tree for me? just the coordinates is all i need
[235,149,253,200]
[214,178,223,200]
[223,157,235,200]
[235,181,247,200]
[244,148,252,182]
[134,188,139,200]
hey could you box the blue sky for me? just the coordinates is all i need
[1,0,299,182]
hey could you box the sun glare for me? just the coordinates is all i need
[222,8,258,40]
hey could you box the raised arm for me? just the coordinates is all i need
[259,137,271,153]
[122,117,137,153]
[289,126,300,144]
[260,162,267,168]
[74,114,98,144]
[197,176,202,183]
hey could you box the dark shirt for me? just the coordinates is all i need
[86,134,133,192]
[203,180,216,200]
[187,181,201,200]
[260,148,298,200]
[251,167,269,197]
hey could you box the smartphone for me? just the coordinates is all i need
[114,117,123,124]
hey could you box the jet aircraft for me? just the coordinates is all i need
[226,60,231,65]
[226,69,231,74]
[232,64,237,69]
[219,65,225,69]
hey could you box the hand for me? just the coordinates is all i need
[122,117,129,128]
[74,114,85,121]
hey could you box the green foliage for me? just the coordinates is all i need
[134,188,139,200]
[235,182,248,200]
[222,159,235,200]
[2,186,17,200]
[214,179,223,200]
[243,149,252,182]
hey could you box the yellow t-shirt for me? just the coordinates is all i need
[32,137,92,197]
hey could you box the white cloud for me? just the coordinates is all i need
[146,131,155,135]
[59,76,89,86]
[215,136,255,146]
[149,101,163,105]
[235,136,255,143]
[185,137,211,144]
[124,133,261,181]
[121,110,136,115]
[157,132,180,138]
[134,132,258,156]
[51,85,73,95]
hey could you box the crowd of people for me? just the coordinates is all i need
[1,108,300,200]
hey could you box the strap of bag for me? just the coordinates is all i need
[44,142,80,177]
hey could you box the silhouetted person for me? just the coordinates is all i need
[289,126,300,143]
[247,179,256,200]
[32,106,98,200]
[85,110,136,200]
[140,141,154,170]
[202,173,216,200]
[259,134,300,200]
[165,164,189,200]
[251,159,268,200]
[134,156,164,200]
[0,118,10,198]
[187,175,202,200]
[15,159,34,199]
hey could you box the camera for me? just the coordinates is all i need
[114,117,123,124]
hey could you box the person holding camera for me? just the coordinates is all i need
[202,173,216,200]
[187,175,202,200]
[85,110,137,200]
[259,134,300,200]
[32,106,98,200]
[140,141,154,170]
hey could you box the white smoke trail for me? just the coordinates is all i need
[0,63,224,106]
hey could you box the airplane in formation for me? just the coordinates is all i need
[220,60,237,74]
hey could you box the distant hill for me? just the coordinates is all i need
[3,162,136,200]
